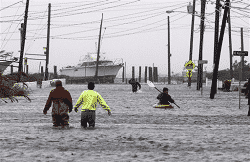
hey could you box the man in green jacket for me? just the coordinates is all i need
[74,82,111,129]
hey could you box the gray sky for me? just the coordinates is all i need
[1,0,249,78]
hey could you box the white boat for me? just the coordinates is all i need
[59,53,124,83]
[0,51,18,74]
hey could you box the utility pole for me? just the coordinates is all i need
[19,23,24,72]
[211,0,221,93]
[210,0,230,99]
[95,13,103,82]
[238,28,244,109]
[168,16,171,84]
[240,28,244,80]
[18,0,29,74]
[188,0,196,87]
[45,3,51,81]
[197,0,206,90]
[228,3,233,80]
[19,23,23,55]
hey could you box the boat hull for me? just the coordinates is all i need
[60,65,123,83]
[0,61,14,74]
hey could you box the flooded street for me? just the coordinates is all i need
[1,83,250,161]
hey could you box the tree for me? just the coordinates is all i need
[207,60,250,81]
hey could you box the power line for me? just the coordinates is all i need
[25,8,48,53]
[0,1,23,11]
[1,3,23,50]
[29,0,140,20]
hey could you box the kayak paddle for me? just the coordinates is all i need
[146,80,180,108]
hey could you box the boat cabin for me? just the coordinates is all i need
[79,60,113,67]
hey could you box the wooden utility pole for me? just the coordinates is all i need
[211,0,221,93]
[149,67,153,82]
[197,0,206,90]
[19,23,23,68]
[45,3,51,81]
[241,28,244,80]
[213,0,220,65]
[144,66,147,83]
[95,13,103,81]
[152,63,154,82]
[239,28,245,109]
[139,66,141,82]
[168,16,171,84]
[18,0,29,74]
[122,65,124,82]
[210,0,230,99]
[132,66,135,79]
[54,66,57,79]
[188,0,196,87]
[228,3,233,80]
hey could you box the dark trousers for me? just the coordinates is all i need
[81,110,96,128]
[52,114,69,126]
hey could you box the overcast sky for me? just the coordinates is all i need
[0,0,249,78]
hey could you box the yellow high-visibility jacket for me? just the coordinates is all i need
[74,90,110,111]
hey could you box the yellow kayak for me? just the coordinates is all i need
[153,104,174,109]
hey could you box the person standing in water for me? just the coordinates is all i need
[43,80,73,128]
[157,87,174,105]
[129,78,141,93]
[74,82,111,129]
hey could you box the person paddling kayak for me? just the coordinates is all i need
[157,87,174,105]
[74,82,111,129]
[129,78,141,93]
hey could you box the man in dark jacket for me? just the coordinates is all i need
[43,80,73,128]
[157,87,174,105]
[129,78,141,93]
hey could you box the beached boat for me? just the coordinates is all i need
[59,53,124,83]
[0,51,18,74]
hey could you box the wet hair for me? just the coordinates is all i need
[55,80,62,87]
[163,87,168,92]
[88,82,95,90]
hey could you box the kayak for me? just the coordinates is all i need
[153,104,174,109]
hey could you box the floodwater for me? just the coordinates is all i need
[1,83,250,162]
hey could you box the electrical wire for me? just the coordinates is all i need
[50,12,191,40]
[29,0,140,20]
[1,3,23,50]
[25,9,48,53]
[51,0,108,12]
[0,1,23,12]
[47,3,187,37]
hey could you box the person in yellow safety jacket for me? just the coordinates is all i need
[74,82,111,129]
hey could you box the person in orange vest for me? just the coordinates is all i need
[43,80,73,128]
[74,82,111,129]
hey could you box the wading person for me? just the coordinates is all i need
[157,87,175,105]
[74,82,111,129]
[129,78,141,93]
[247,78,250,116]
[43,80,73,128]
